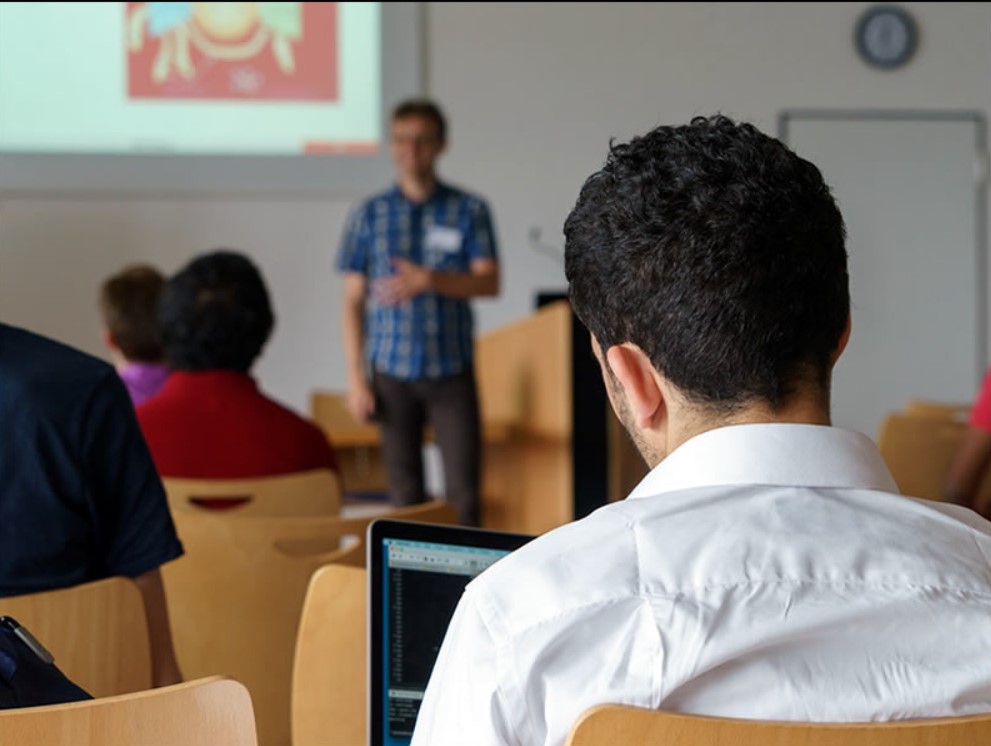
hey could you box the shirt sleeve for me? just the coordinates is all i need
[336,204,371,274]
[410,585,521,746]
[464,198,499,262]
[970,367,991,432]
[81,370,183,579]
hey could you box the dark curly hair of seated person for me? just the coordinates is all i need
[159,249,275,372]
[564,114,849,413]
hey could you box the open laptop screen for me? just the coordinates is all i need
[367,519,533,746]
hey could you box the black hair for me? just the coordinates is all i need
[564,114,849,410]
[159,249,274,372]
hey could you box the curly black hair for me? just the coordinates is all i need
[159,250,275,372]
[564,114,849,411]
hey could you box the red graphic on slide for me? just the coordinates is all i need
[126,2,338,101]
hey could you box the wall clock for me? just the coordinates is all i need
[855,5,918,70]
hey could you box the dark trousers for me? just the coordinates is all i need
[372,369,481,526]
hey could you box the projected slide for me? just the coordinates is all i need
[0,2,381,155]
[127,3,339,102]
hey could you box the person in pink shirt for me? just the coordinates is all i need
[98,264,170,406]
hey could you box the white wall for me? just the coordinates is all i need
[1,2,989,415]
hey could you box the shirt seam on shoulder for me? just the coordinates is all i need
[642,576,991,599]
[469,583,540,746]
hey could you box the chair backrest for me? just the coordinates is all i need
[876,412,991,502]
[0,675,257,746]
[565,704,991,746]
[291,563,366,746]
[0,576,151,698]
[162,500,458,746]
[309,390,367,436]
[163,469,342,516]
[904,398,972,422]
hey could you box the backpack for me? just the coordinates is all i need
[0,616,92,708]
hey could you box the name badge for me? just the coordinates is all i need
[425,225,463,253]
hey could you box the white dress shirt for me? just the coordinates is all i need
[411,424,991,746]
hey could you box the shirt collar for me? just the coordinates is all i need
[389,180,448,205]
[627,423,899,500]
[164,369,258,392]
[118,361,169,384]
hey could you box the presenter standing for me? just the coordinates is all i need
[336,98,500,526]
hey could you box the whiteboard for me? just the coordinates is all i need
[782,112,986,440]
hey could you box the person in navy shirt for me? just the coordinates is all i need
[0,322,184,687]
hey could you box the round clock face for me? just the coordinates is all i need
[855,5,918,69]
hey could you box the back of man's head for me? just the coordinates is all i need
[98,264,166,363]
[564,114,849,413]
[159,249,274,372]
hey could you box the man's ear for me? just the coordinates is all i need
[102,328,117,352]
[831,314,852,366]
[605,344,664,428]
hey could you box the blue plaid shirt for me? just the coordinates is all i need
[336,181,499,380]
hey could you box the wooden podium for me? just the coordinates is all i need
[473,300,573,533]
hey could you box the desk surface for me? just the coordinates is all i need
[322,421,516,448]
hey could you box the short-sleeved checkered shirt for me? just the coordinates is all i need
[336,181,499,381]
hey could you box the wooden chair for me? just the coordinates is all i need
[0,576,151,698]
[163,468,342,516]
[162,500,458,746]
[310,390,370,442]
[904,398,971,422]
[291,563,366,746]
[565,704,991,746]
[876,411,991,503]
[0,675,257,746]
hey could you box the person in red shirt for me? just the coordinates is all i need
[944,368,991,516]
[137,249,340,482]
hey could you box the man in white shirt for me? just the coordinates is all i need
[410,115,991,746]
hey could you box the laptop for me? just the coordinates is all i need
[367,519,533,746]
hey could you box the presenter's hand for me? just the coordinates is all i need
[372,259,431,306]
[348,378,376,423]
